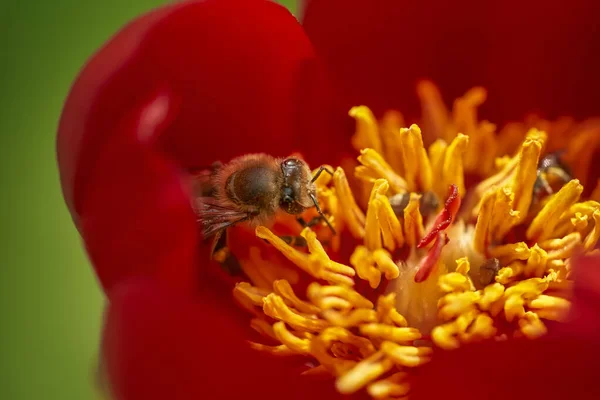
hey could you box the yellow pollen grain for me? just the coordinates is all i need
[349,106,383,155]
[357,148,408,194]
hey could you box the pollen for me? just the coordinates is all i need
[223,81,600,399]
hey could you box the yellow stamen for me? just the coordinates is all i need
[379,110,406,175]
[349,106,383,154]
[223,81,597,399]
[403,193,424,248]
[442,133,469,197]
[526,180,584,241]
[357,149,408,193]
[332,167,366,239]
[399,124,433,192]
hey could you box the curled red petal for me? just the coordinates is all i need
[57,0,343,292]
[103,278,369,400]
[417,184,460,249]
[303,0,600,123]
[414,232,449,283]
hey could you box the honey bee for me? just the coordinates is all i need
[192,154,335,271]
[533,151,572,199]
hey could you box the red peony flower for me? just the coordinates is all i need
[57,1,600,399]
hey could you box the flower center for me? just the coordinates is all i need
[229,81,600,398]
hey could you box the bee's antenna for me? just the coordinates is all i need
[309,192,336,235]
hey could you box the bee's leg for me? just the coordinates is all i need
[548,166,572,183]
[310,166,335,183]
[534,173,554,197]
[211,229,243,276]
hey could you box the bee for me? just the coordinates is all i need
[192,154,335,272]
[533,151,572,199]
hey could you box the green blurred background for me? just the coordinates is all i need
[0,1,295,399]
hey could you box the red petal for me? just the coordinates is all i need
[303,0,600,123]
[103,279,369,400]
[411,254,600,400]
[57,0,344,292]
[411,335,600,400]
[564,254,600,339]
[417,184,460,248]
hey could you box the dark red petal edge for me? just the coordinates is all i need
[103,278,370,400]
[302,0,600,123]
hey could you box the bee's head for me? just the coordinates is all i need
[279,158,314,215]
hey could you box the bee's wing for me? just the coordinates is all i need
[195,197,250,238]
